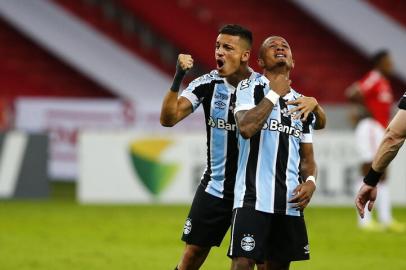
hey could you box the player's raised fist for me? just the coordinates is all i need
[269,74,291,97]
[177,54,194,73]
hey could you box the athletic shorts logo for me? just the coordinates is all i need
[304,244,310,254]
[241,234,255,251]
[183,218,192,235]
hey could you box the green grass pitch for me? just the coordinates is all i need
[1,183,406,270]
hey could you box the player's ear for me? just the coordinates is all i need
[291,59,295,69]
[258,58,264,68]
[242,50,250,62]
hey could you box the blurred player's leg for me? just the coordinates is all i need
[376,180,392,226]
[376,181,405,232]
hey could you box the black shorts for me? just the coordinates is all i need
[228,207,310,263]
[181,184,233,247]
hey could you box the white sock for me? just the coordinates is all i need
[356,179,373,227]
[376,181,393,225]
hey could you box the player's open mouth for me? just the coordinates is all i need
[275,53,286,59]
[216,59,225,69]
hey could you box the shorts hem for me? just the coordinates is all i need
[182,238,221,247]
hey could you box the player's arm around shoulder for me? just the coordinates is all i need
[234,79,270,139]
[289,143,317,211]
[286,96,327,130]
[160,54,194,127]
[235,75,290,139]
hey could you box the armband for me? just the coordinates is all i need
[264,90,280,105]
[363,168,383,187]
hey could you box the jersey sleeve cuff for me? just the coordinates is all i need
[300,133,313,143]
[180,91,199,112]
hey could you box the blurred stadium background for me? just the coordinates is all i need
[0,0,406,269]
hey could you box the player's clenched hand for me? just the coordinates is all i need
[269,74,291,97]
[355,184,377,218]
[286,96,318,121]
[177,54,193,73]
[289,181,316,211]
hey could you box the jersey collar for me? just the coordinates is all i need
[261,75,293,99]
[224,67,257,93]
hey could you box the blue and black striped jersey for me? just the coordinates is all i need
[181,70,260,200]
[233,75,315,216]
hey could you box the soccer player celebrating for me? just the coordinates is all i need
[229,36,317,270]
[346,50,403,232]
[160,25,325,270]
[356,93,406,221]
[161,24,257,270]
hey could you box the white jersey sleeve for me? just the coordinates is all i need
[180,71,217,112]
[234,78,256,115]
[300,112,315,143]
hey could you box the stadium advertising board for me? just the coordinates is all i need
[15,98,135,180]
[78,132,205,203]
[14,98,204,180]
[79,131,406,205]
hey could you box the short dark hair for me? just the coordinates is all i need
[371,49,389,67]
[218,24,253,48]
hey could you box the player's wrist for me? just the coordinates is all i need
[265,90,280,105]
[170,69,186,92]
[305,176,316,186]
[363,168,383,187]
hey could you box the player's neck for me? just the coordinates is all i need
[263,69,290,80]
[226,66,251,88]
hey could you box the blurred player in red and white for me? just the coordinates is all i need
[347,50,403,232]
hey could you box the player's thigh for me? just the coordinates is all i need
[181,184,233,247]
[228,207,271,264]
[267,215,309,263]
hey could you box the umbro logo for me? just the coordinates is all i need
[214,100,226,109]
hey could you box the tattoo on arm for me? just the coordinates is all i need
[372,131,405,172]
[372,110,406,172]
[235,98,275,139]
